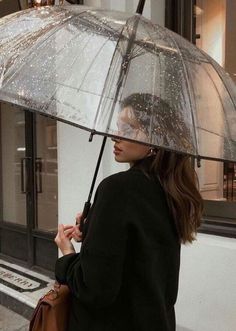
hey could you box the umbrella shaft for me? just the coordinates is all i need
[88,136,107,201]
[136,0,146,14]
[79,136,107,233]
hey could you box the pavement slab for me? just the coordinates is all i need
[0,304,29,331]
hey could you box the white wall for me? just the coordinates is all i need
[57,122,127,221]
[176,234,236,331]
[196,0,226,66]
[57,122,127,251]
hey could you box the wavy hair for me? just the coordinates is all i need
[121,93,203,244]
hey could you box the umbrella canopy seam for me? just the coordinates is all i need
[202,50,236,108]
[91,16,138,132]
[104,15,142,134]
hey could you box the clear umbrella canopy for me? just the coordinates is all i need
[0,5,236,162]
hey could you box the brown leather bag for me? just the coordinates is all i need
[29,283,71,331]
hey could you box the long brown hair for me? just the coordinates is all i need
[151,150,203,244]
[121,93,203,244]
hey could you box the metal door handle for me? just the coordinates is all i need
[36,158,43,193]
[20,157,28,194]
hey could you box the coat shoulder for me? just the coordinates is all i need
[98,168,162,195]
[99,169,144,186]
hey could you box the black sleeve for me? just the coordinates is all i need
[55,175,128,309]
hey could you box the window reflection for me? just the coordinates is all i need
[0,104,26,225]
[223,163,236,201]
[36,115,58,232]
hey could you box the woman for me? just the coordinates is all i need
[55,93,203,331]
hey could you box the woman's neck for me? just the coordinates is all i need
[131,155,156,171]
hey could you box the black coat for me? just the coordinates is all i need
[55,166,180,331]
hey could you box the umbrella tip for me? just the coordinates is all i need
[89,131,95,142]
[197,156,201,168]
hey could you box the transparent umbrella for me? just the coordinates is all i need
[0,1,236,223]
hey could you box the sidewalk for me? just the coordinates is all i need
[0,304,29,331]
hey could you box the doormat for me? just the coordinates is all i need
[0,264,48,292]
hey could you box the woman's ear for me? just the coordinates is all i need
[147,148,157,156]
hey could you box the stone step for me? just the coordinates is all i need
[0,259,54,320]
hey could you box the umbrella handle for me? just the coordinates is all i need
[78,136,107,234]
[78,201,91,232]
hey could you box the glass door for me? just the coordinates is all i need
[0,104,58,270]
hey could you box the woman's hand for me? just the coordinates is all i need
[55,224,76,256]
[72,212,83,242]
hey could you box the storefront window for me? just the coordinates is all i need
[194,0,236,236]
[166,0,236,237]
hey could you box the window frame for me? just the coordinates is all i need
[165,0,236,238]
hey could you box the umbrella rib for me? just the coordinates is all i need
[38,13,115,91]
[52,82,105,97]
[163,27,200,158]
[104,15,142,132]
[55,24,94,67]
[46,37,110,113]
[116,44,139,104]
[62,33,93,73]
[77,12,121,40]
[91,16,135,131]
[96,52,122,126]
[201,64,234,142]
[198,126,230,139]
[74,39,110,94]
[44,33,94,104]
[43,28,93,86]
[142,20,164,142]
[202,50,236,108]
